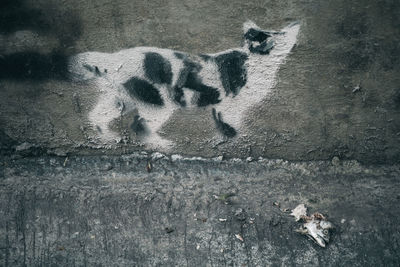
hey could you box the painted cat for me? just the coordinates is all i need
[69,21,300,149]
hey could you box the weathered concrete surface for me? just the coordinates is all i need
[0,0,399,163]
[0,154,399,266]
[1,1,400,266]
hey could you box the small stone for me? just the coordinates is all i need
[165,227,174,233]
[171,154,183,161]
[331,156,340,166]
[151,152,165,160]
[102,163,113,171]
[235,234,244,242]
[15,142,33,151]
[234,208,247,221]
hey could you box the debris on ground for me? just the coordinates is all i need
[193,213,207,222]
[115,63,123,72]
[101,162,113,171]
[292,204,334,248]
[165,227,174,233]
[214,193,235,204]
[234,208,247,221]
[235,234,244,242]
[15,142,34,152]
[290,204,307,221]
[151,152,165,160]
[63,156,69,167]
[352,84,361,93]
[331,156,340,166]
[146,161,152,173]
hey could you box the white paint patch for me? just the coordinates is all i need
[68,22,300,150]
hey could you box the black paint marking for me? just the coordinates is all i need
[173,56,212,106]
[215,51,248,96]
[0,52,68,81]
[174,53,220,106]
[184,71,220,106]
[212,108,236,138]
[244,28,271,43]
[94,66,101,76]
[199,54,212,61]
[144,52,172,85]
[244,28,275,55]
[184,71,202,90]
[249,39,274,55]
[174,53,202,87]
[123,77,164,106]
[131,115,147,135]
[196,86,221,107]
[172,86,186,106]
[83,64,94,72]
[174,52,186,59]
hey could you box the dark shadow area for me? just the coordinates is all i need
[0,0,82,81]
[0,0,50,34]
[0,129,16,156]
[0,51,68,81]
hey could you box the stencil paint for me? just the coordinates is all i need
[68,21,300,150]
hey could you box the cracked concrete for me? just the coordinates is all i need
[0,155,399,266]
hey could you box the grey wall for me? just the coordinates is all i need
[1,0,399,163]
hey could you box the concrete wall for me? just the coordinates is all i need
[1,0,399,163]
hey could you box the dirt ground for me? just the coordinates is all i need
[1,154,399,266]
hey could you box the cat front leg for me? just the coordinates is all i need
[211,108,237,138]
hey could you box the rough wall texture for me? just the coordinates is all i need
[1,1,400,266]
[1,0,400,163]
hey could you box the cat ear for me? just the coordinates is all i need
[243,20,259,34]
